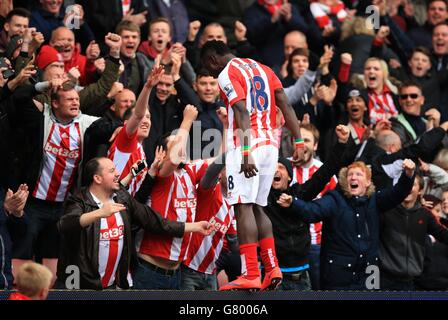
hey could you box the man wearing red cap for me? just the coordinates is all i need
[30,33,122,116]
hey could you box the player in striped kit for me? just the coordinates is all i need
[200,40,305,290]
[289,123,337,289]
[108,62,165,197]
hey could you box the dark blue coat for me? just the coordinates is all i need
[243,3,307,68]
[291,172,414,290]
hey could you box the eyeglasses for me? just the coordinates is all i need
[399,93,420,100]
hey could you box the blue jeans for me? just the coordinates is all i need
[280,270,312,291]
[180,265,217,290]
[132,259,181,290]
[308,244,321,290]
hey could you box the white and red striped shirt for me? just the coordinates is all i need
[121,0,131,16]
[218,58,283,149]
[33,121,82,202]
[108,124,146,197]
[183,183,234,274]
[368,86,398,124]
[139,160,208,261]
[310,1,347,29]
[289,158,337,245]
[90,193,125,288]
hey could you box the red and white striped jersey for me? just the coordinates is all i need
[183,183,234,274]
[33,121,82,202]
[91,193,125,288]
[139,160,208,261]
[108,124,146,197]
[368,86,398,124]
[218,57,283,149]
[289,158,337,245]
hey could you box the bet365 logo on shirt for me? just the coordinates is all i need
[174,198,197,209]
[100,225,124,241]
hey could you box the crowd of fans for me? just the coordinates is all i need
[1,0,448,293]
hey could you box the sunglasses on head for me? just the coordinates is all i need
[399,93,419,100]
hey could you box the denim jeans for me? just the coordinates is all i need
[132,259,181,290]
[279,270,312,291]
[180,265,217,290]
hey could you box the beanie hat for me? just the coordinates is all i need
[36,45,63,70]
[345,87,369,106]
[278,157,293,181]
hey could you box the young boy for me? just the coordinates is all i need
[8,262,52,300]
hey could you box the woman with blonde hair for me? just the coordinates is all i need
[353,57,401,124]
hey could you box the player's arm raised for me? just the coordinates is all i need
[275,88,305,164]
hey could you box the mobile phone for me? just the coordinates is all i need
[0,58,14,79]
[131,159,147,177]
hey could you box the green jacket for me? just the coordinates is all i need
[17,54,120,116]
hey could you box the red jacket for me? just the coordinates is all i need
[8,292,32,300]
[64,45,96,86]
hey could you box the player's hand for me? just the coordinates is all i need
[276,193,293,208]
[240,153,258,178]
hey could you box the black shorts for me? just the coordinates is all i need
[12,197,64,259]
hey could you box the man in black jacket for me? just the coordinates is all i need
[56,157,213,290]
[265,125,352,290]
[379,174,448,290]
[83,89,136,165]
